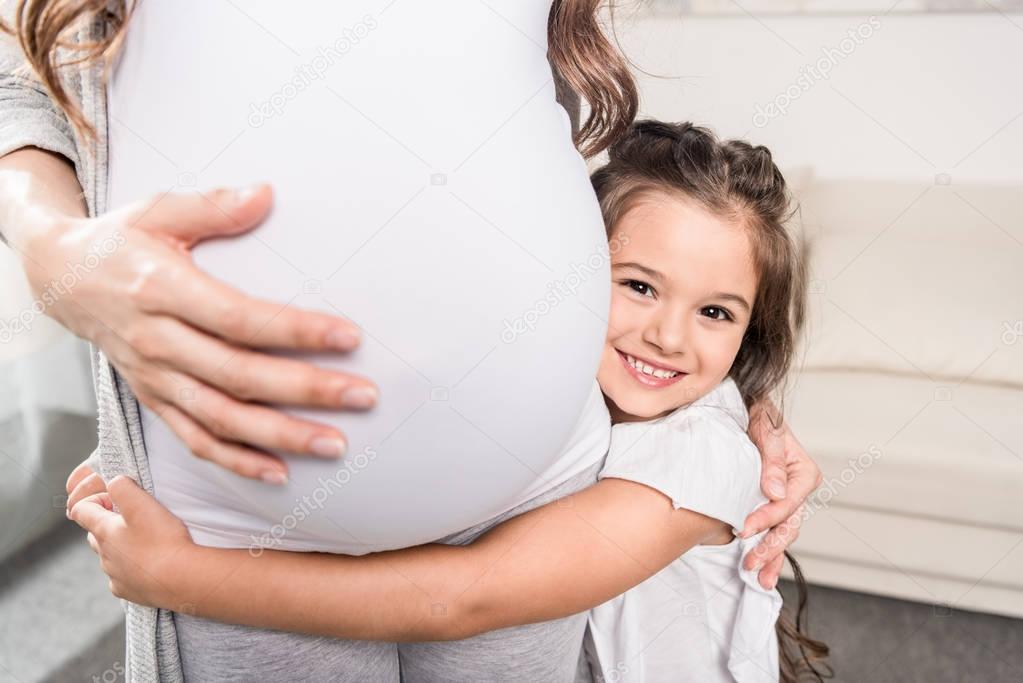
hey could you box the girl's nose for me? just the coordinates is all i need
[642,308,688,357]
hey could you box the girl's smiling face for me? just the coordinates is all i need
[598,191,759,423]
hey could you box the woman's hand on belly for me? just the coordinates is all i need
[28,183,377,482]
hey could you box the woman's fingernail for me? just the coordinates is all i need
[769,479,786,498]
[340,386,378,410]
[235,184,263,205]
[768,576,778,590]
[326,328,359,350]
[309,436,347,458]
[261,470,288,486]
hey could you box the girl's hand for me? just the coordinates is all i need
[20,181,375,483]
[744,399,822,589]
[65,459,104,516]
[68,475,194,608]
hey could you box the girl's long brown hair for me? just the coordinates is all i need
[591,120,832,682]
[1,0,638,159]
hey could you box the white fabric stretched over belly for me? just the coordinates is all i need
[107,0,610,554]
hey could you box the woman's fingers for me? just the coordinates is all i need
[66,472,108,515]
[153,400,295,483]
[180,381,348,459]
[158,369,348,459]
[132,256,361,353]
[110,320,357,475]
[109,316,359,466]
[133,315,376,410]
[130,185,274,248]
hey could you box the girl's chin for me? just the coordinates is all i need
[607,393,673,422]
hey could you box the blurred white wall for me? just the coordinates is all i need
[615,10,1023,184]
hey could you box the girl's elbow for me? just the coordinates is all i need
[403,601,489,642]
[451,593,514,640]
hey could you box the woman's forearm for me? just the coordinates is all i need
[0,147,86,251]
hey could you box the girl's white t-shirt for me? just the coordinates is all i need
[585,377,783,683]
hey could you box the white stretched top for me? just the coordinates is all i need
[586,378,784,683]
[107,1,612,554]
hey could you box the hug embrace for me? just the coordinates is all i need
[1,1,830,681]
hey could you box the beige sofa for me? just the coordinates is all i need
[783,172,1023,618]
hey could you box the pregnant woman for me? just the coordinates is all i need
[1,1,820,680]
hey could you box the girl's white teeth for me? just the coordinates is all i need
[625,354,679,379]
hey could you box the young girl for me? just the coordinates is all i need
[70,120,829,682]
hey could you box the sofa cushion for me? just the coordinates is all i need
[785,369,1022,530]
[793,179,1023,388]
[785,368,1023,617]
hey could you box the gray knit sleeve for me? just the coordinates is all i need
[1,0,87,245]
[0,34,80,165]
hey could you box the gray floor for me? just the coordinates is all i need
[777,580,1023,682]
[0,522,124,683]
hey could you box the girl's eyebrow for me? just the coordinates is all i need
[613,261,664,282]
[711,292,752,313]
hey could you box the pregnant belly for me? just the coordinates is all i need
[107,0,609,554]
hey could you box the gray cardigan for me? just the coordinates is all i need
[0,13,583,681]
[0,14,182,682]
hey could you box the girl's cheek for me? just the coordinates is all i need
[715,330,747,374]
[608,291,640,332]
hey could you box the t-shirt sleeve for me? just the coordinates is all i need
[598,408,765,531]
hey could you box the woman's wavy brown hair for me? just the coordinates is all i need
[1,0,637,159]
[591,120,831,682]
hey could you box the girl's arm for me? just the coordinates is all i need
[71,474,729,642]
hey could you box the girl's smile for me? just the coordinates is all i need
[614,349,688,387]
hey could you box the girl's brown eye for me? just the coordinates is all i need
[624,280,654,297]
[702,306,732,322]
